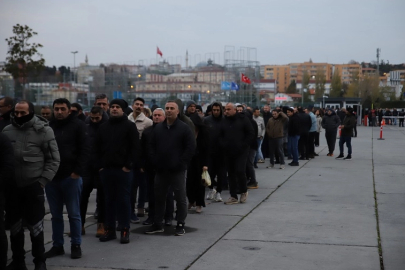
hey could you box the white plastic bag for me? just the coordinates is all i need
[201,170,211,187]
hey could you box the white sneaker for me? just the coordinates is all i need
[206,189,216,200]
[214,192,223,202]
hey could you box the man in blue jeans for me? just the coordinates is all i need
[45,98,90,259]
[95,99,140,244]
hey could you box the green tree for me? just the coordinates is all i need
[4,24,45,98]
[329,69,342,97]
[286,80,297,94]
[314,68,326,99]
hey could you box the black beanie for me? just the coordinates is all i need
[110,99,128,110]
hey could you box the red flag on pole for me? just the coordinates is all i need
[157,47,163,57]
[241,73,251,84]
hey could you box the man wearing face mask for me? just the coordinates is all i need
[3,100,60,270]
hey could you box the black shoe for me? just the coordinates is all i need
[34,261,47,270]
[44,246,65,259]
[164,219,173,226]
[99,228,117,242]
[247,182,258,189]
[145,224,164,234]
[142,218,154,225]
[94,208,99,219]
[254,164,258,168]
[288,162,299,166]
[120,228,130,244]
[313,153,319,156]
[335,154,344,159]
[71,245,82,259]
[299,156,305,160]
[343,155,352,160]
[6,261,28,270]
[175,223,185,236]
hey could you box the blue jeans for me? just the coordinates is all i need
[254,138,263,164]
[339,136,352,155]
[100,168,132,229]
[288,135,300,163]
[45,176,83,246]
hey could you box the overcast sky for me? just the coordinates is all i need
[1,0,404,68]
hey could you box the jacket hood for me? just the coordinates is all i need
[211,102,223,118]
[174,99,185,117]
[326,109,336,116]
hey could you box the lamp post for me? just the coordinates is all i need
[71,51,78,82]
[322,95,328,108]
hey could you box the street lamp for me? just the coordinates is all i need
[71,51,78,82]
[322,95,328,108]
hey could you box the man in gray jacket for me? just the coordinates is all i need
[3,100,60,270]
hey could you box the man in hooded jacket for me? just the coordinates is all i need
[3,100,60,270]
[321,109,341,156]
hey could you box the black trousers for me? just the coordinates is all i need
[146,170,174,222]
[208,153,226,193]
[80,172,105,225]
[307,132,316,156]
[0,194,6,270]
[8,182,46,265]
[154,171,187,226]
[314,132,320,146]
[186,155,205,207]
[325,131,337,154]
[224,148,248,199]
[298,132,309,158]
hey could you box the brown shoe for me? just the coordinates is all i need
[137,208,145,217]
[96,223,105,238]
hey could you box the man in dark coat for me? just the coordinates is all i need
[145,101,195,236]
[286,108,301,166]
[204,102,226,201]
[297,106,312,160]
[220,103,254,204]
[45,98,90,260]
[95,99,140,244]
[321,109,341,156]
[0,133,14,270]
[336,108,357,160]
[0,96,13,131]
[260,105,271,161]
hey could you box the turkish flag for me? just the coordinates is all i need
[241,73,251,84]
[157,47,163,57]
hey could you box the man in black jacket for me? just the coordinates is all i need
[297,106,312,160]
[95,99,140,244]
[145,101,195,236]
[81,106,107,238]
[220,103,254,205]
[261,105,271,161]
[0,96,13,131]
[0,133,14,270]
[45,98,90,260]
[322,109,341,156]
[286,108,301,166]
[204,102,226,201]
[336,108,357,160]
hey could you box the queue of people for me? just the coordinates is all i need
[0,94,359,270]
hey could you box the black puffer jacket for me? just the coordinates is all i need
[297,111,312,134]
[50,114,90,180]
[95,115,140,170]
[321,110,341,133]
[204,102,223,154]
[288,113,301,136]
[219,112,254,155]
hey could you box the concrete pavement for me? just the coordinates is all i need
[6,125,405,270]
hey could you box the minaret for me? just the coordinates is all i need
[186,50,189,69]
[85,54,88,65]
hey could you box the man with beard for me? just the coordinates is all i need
[3,100,60,270]
[321,109,341,156]
[220,103,254,204]
[45,98,89,259]
[96,99,140,244]
[128,97,152,222]
[204,102,226,201]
